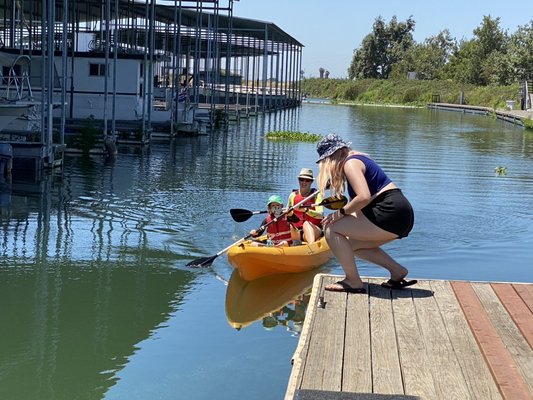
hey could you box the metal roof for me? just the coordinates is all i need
[1,0,303,48]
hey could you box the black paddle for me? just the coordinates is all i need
[229,208,268,223]
[186,190,321,268]
[229,195,348,222]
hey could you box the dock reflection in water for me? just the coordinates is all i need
[225,269,321,332]
[0,165,198,400]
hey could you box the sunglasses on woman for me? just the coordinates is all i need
[298,178,313,183]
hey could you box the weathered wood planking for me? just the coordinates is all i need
[343,276,372,393]
[388,280,437,399]
[429,280,501,399]
[473,283,533,394]
[452,281,532,400]
[286,275,533,400]
[366,281,402,394]
[405,279,471,399]
[297,275,346,391]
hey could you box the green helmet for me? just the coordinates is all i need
[266,194,283,207]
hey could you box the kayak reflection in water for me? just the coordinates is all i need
[262,293,311,336]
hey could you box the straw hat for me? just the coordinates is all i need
[297,168,314,181]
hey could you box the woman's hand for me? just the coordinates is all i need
[322,210,344,227]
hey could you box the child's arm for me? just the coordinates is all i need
[250,218,268,237]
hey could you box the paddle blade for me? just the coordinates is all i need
[230,208,254,222]
[321,196,348,210]
[186,254,218,268]
[230,209,268,222]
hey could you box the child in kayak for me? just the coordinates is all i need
[249,195,297,247]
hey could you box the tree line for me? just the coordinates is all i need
[347,15,533,86]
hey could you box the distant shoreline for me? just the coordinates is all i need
[302,98,533,128]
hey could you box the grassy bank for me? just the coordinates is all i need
[300,78,520,110]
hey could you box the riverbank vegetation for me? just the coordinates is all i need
[300,78,519,109]
[303,15,532,111]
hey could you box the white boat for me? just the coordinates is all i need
[0,103,35,132]
[0,52,37,132]
[0,49,196,131]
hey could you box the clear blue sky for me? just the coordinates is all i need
[233,0,533,78]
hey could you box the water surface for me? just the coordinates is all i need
[1,103,532,399]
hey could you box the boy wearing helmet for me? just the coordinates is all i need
[249,195,294,247]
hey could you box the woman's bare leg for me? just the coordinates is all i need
[302,221,322,244]
[290,225,301,242]
[324,214,399,289]
[353,246,408,281]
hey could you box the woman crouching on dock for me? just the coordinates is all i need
[316,134,417,294]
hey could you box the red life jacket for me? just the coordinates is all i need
[265,215,293,245]
[291,189,323,229]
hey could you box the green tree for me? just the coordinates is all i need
[445,16,509,85]
[481,51,513,85]
[319,67,325,79]
[393,29,457,80]
[348,16,415,79]
[509,20,533,80]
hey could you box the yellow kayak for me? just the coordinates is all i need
[227,236,333,281]
[225,269,318,330]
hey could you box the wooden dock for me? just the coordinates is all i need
[427,102,533,127]
[286,274,533,400]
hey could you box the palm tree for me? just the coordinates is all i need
[319,68,325,79]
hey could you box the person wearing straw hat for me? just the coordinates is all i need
[315,134,416,293]
[287,168,324,244]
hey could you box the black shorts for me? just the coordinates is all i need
[361,188,414,238]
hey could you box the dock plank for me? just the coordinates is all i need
[299,275,346,391]
[391,284,437,399]
[514,284,533,313]
[286,274,323,398]
[414,280,471,399]
[452,281,532,400]
[367,281,403,395]
[492,283,533,347]
[430,280,501,399]
[342,278,372,393]
[474,283,533,394]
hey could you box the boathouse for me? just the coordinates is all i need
[0,0,304,173]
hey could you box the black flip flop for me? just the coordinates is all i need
[325,281,367,294]
[381,278,418,289]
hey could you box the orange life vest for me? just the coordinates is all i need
[290,189,323,229]
[265,215,293,245]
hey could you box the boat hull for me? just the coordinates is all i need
[227,237,333,281]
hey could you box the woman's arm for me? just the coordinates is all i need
[307,190,324,218]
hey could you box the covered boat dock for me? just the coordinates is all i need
[0,0,304,174]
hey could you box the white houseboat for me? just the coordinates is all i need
[1,49,197,133]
